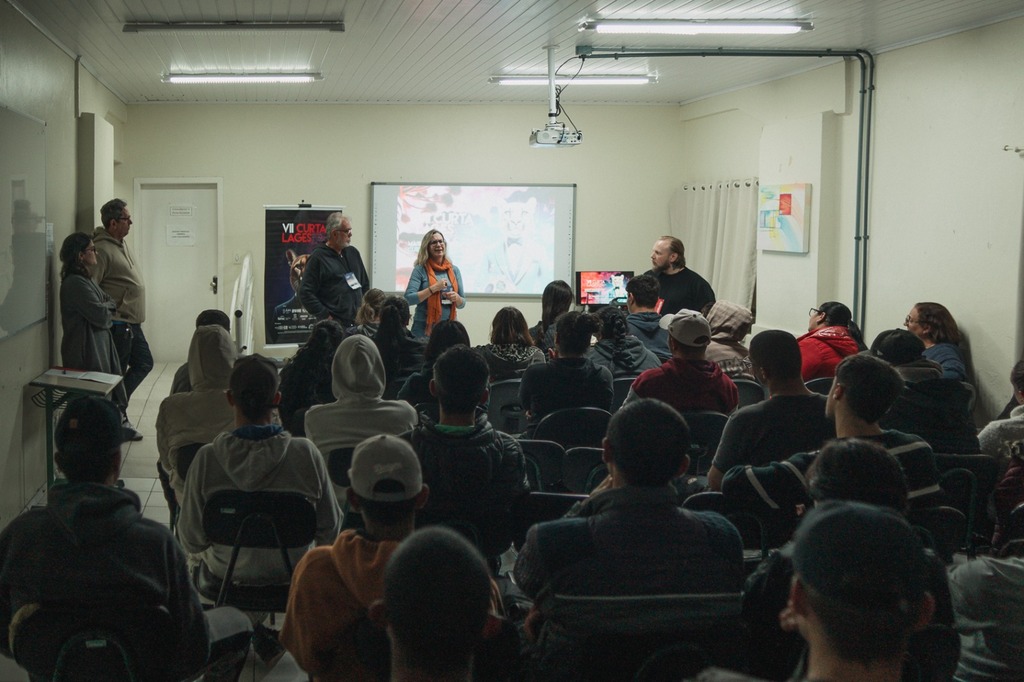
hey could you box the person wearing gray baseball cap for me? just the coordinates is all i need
[281,434,429,681]
[620,309,738,415]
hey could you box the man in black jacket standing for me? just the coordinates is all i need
[299,212,369,327]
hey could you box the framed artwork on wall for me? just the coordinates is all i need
[757,183,811,253]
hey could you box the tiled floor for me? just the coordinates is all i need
[0,363,307,682]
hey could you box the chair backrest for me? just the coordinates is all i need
[805,377,834,395]
[1005,502,1024,546]
[681,411,729,475]
[201,489,318,605]
[907,505,967,564]
[176,442,205,482]
[511,491,586,549]
[611,376,638,412]
[563,447,607,494]
[733,378,767,408]
[327,447,356,488]
[517,439,567,492]
[487,378,525,434]
[12,604,178,682]
[934,453,999,554]
[534,407,612,450]
[681,491,725,513]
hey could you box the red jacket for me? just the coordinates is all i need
[797,326,860,380]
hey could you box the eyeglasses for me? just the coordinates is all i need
[428,239,445,246]
[338,229,352,234]
[904,315,920,324]
[808,307,821,317]
[83,246,97,253]
[118,215,132,224]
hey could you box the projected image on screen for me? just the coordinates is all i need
[372,183,575,296]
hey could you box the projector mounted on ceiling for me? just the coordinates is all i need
[530,46,582,148]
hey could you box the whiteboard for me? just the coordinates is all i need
[0,105,47,340]
[371,183,575,297]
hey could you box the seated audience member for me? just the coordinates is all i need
[170,308,231,394]
[948,540,1024,679]
[723,354,941,525]
[621,309,738,415]
[281,435,430,681]
[587,305,661,377]
[528,280,573,356]
[625,273,671,361]
[399,319,471,406]
[404,345,529,557]
[740,439,953,681]
[978,360,1024,473]
[374,296,427,395]
[346,287,386,338]
[278,319,346,436]
[871,328,980,454]
[519,311,613,437]
[179,354,341,587]
[371,527,495,682]
[0,397,251,682]
[993,444,1024,547]
[754,502,936,682]
[904,301,968,381]
[869,328,942,382]
[303,335,418,475]
[475,306,545,381]
[156,324,237,505]
[708,330,835,491]
[513,398,743,679]
[798,301,861,380]
[704,300,755,379]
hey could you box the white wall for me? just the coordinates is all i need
[120,103,688,348]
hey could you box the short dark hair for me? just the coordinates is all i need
[626,274,659,308]
[433,345,489,414]
[834,354,904,423]
[554,311,601,356]
[748,329,802,380]
[54,397,122,483]
[914,302,961,345]
[490,307,533,347]
[424,320,470,363]
[384,527,491,676]
[1011,360,1024,394]
[229,354,280,422]
[100,198,127,230]
[596,306,629,342]
[807,438,908,512]
[606,399,690,486]
[195,309,231,331]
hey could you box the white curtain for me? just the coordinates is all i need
[668,178,759,309]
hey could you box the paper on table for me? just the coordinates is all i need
[43,368,122,385]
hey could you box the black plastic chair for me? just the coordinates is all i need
[518,439,567,492]
[934,453,999,555]
[902,624,961,682]
[908,506,967,564]
[1002,502,1024,546]
[487,378,525,433]
[327,447,356,488]
[11,605,178,682]
[511,491,587,549]
[534,407,611,450]
[681,411,729,475]
[733,378,767,408]
[563,446,607,494]
[682,492,771,562]
[167,442,206,534]
[612,377,638,412]
[805,377,834,395]
[197,490,318,612]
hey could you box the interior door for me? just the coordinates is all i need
[134,179,221,363]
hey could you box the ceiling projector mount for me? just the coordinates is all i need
[530,46,583,147]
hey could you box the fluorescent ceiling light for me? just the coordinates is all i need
[579,19,812,35]
[125,21,344,32]
[490,75,654,86]
[163,73,322,84]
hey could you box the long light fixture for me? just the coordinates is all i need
[579,19,812,35]
[163,73,322,84]
[490,74,655,86]
[125,21,344,32]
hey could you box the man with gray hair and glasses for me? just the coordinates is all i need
[300,212,369,327]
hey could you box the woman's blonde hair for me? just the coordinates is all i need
[356,288,387,325]
[414,229,445,267]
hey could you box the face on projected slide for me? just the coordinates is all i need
[651,238,680,274]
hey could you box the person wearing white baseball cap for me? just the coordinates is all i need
[282,434,429,681]
[620,309,738,415]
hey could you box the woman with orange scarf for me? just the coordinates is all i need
[403,229,467,337]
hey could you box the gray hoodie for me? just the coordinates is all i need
[304,335,419,455]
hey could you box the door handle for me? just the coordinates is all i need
[210,276,218,294]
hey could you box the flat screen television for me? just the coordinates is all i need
[575,271,633,306]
